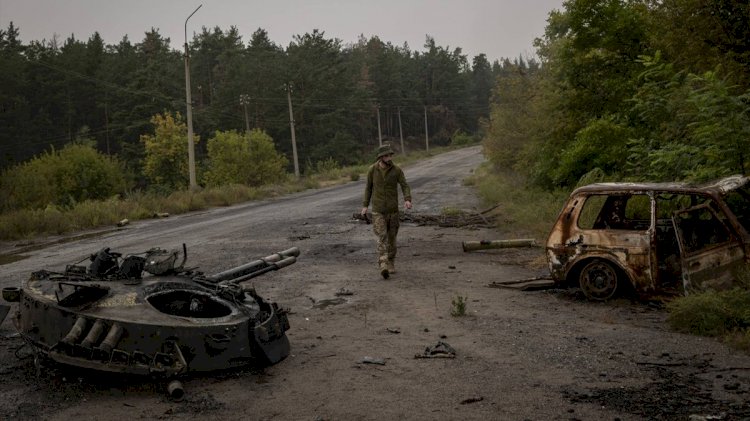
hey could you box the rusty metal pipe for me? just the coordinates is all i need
[61,317,88,345]
[99,323,123,353]
[462,239,537,252]
[81,319,106,348]
[167,380,184,400]
[208,247,300,282]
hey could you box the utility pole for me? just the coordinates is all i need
[184,4,202,190]
[286,83,300,178]
[239,94,250,132]
[397,106,405,155]
[376,106,383,147]
[424,105,430,152]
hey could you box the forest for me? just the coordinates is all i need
[0,20,510,194]
[1,0,749,213]
[484,0,750,188]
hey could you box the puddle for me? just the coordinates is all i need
[0,254,29,266]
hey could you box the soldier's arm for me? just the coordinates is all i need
[398,169,412,203]
[362,166,374,210]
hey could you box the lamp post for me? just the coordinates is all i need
[184,4,202,190]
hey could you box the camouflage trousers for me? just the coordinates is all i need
[372,212,400,266]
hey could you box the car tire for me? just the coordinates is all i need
[579,259,619,301]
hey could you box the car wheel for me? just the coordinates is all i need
[579,259,618,301]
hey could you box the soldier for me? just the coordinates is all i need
[361,143,412,279]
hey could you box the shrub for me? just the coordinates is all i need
[141,112,197,190]
[203,129,287,187]
[0,144,129,211]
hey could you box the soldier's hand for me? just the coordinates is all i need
[404,200,412,210]
[361,207,368,215]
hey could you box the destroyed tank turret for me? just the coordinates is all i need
[2,245,298,384]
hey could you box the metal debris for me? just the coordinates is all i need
[415,341,456,359]
[360,356,386,365]
[462,239,537,252]
[334,288,354,296]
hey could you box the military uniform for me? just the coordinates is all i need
[362,144,412,278]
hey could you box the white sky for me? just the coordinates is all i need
[0,0,563,63]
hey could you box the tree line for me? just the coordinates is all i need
[484,0,750,188]
[0,23,523,179]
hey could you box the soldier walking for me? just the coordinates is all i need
[361,144,412,279]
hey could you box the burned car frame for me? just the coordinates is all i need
[546,175,750,300]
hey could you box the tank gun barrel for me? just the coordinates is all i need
[208,247,300,283]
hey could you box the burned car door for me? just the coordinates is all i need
[672,203,745,292]
[573,193,654,299]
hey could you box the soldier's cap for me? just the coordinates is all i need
[376,144,396,159]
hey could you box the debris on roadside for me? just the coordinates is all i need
[116,218,129,227]
[400,210,496,228]
[415,341,456,359]
[487,276,555,291]
[386,328,400,334]
[360,356,386,365]
[462,239,537,252]
[152,212,170,218]
[460,396,484,405]
[334,288,354,296]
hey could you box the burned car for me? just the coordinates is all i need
[2,245,298,395]
[546,175,750,300]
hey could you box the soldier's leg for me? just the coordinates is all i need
[372,213,390,278]
[386,213,400,273]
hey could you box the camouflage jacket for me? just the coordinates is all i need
[362,162,411,214]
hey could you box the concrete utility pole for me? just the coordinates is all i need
[376,106,383,147]
[424,105,430,152]
[239,94,250,132]
[397,106,405,155]
[286,83,300,178]
[184,4,202,190]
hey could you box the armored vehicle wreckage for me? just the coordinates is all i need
[2,245,298,380]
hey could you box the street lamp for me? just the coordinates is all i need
[184,4,202,190]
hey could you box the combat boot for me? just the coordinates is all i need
[379,261,390,279]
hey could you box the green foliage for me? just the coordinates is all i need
[204,129,288,187]
[450,130,475,146]
[450,295,468,317]
[470,164,569,240]
[667,288,750,337]
[0,143,129,211]
[140,112,197,190]
[552,117,633,186]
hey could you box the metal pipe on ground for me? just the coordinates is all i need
[462,239,537,252]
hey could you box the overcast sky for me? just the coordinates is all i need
[0,0,563,63]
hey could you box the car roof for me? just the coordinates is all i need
[571,175,749,196]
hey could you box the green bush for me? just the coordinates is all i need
[141,112,197,190]
[451,130,476,146]
[0,144,129,211]
[204,129,288,187]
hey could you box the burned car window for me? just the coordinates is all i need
[655,194,706,219]
[577,195,607,229]
[674,206,731,254]
[579,194,650,230]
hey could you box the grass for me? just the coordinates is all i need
[667,286,750,351]
[451,295,468,317]
[467,163,569,241]
[0,144,462,241]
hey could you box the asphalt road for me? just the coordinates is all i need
[0,145,485,288]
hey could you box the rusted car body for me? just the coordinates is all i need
[546,175,750,300]
[3,245,298,381]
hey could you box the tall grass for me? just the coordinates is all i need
[467,164,569,241]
